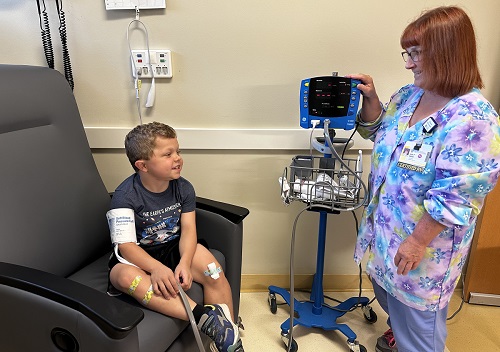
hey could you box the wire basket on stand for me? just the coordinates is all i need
[280,154,366,212]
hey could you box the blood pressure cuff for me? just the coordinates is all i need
[106,208,138,245]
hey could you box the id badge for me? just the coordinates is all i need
[397,141,433,172]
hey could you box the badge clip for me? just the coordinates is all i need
[422,117,438,134]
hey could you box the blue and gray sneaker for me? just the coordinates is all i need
[198,304,244,352]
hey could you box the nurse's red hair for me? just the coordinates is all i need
[400,6,483,97]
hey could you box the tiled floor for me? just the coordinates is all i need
[238,289,500,351]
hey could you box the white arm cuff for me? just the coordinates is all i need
[106,208,138,244]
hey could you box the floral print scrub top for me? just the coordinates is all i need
[354,84,500,311]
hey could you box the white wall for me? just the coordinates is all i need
[2,0,499,277]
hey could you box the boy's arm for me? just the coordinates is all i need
[118,243,179,299]
[176,211,197,289]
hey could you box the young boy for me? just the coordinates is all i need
[106,122,243,352]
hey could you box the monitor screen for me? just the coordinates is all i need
[300,76,360,130]
[308,77,351,117]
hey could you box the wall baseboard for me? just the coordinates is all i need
[241,274,373,292]
[469,292,500,306]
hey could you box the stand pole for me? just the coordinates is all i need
[311,210,328,314]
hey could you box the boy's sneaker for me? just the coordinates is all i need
[376,328,398,352]
[210,339,244,352]
[198,304,243,352]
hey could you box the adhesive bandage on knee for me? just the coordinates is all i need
[142,285,154,305]
[128,275,142,295]
[204,262,222,280]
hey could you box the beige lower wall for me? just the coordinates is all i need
[241,274,464,293]
[241,274,373,292]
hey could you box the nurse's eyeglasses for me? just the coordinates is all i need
[401,50,422,62]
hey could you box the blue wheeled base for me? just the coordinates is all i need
[269,209,372,350]
[269,284,369,342]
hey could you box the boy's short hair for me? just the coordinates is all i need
[125,122,177,171]
[400,6,483,97]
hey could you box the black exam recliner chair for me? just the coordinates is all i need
[0,64,249,352]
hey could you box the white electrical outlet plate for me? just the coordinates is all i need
[105,0,166,10]
[131,49,172,78]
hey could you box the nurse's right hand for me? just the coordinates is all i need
[346,73,379,100]
[346,73,382,123]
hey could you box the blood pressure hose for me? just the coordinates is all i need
[286,206,310,352]
[322,120,368,211]
[177,281,205,352]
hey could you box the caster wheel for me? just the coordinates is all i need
[281,332,298,352]
[347,340,367,352]
[268,293,277,314]
[362,305,377,323]
[350,344,367,352]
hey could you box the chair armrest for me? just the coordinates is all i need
[196,196,249,224]
[0,262,144,340]
[195,198,249,318]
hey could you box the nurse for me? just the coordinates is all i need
[349,6,500,352]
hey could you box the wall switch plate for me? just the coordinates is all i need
[131,49,172,78]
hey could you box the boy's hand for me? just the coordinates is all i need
[150,265,178,299]
[175,262,193,291]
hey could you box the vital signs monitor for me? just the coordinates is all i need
[300,76,361,130]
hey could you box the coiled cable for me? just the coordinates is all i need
[56,0,74,90]
[35,0,74,90]
[36,0,54,69]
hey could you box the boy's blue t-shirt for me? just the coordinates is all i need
[110,174,196,247]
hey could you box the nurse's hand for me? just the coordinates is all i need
[346,73,382,123]
[394,235,426,275]
[346,73,378,100]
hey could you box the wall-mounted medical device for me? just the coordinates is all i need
[300,76,361,130]
[131,49,172,78]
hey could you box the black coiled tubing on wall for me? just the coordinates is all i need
[36,0,74,91]
[56,3,74,90]
[37,2,55,69]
